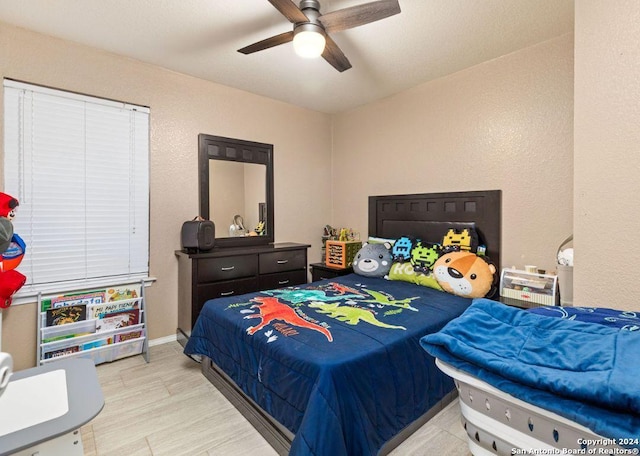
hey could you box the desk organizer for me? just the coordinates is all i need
[325,240,362,268]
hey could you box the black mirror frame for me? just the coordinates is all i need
[198,134,274,248]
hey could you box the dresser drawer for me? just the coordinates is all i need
[197,277,259,308]
[258,270,307,290]
[259,249,306,274]
[197,255,258,283]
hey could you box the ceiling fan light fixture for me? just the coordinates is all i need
[293,25,326,59]
[238,0,400,72]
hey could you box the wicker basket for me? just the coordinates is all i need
[325,240,362,268]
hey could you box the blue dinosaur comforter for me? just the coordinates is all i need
[184,274,472,455]
[421,299,640,446]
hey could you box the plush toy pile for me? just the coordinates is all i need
[353,228,498,299]
[0,192,26,308]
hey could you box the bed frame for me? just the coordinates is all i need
[201,189,502,455]
[368,190,501,272]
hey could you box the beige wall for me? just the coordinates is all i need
[0,22,332,370]
[7,2,639,368]
[574,1,640,311]
[332,34,574,274]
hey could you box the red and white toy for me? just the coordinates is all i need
[0,192,26,308]
[0,193,18,220]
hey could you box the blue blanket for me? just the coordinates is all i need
[421,299,640,446]
[184,274,472,455]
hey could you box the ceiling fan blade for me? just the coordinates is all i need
[322,35,352,72]
[238,31,294,54]
[319,0,401,34]
[268,0,309,23]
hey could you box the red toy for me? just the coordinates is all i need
[0,269,26,308]
[0,192,19,220]
[0,192,25,307]
[1,233,25,272]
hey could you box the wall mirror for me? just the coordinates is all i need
[199,134,274,247]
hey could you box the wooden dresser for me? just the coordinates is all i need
[176,242,310,346]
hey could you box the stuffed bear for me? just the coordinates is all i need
[353,242,393,278]
[433,250,497,298]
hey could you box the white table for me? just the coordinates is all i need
[0,358,104,456]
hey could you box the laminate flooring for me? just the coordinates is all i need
[81,341,471,455]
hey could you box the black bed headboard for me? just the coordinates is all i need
[368,190,501,272]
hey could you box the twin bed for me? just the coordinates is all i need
[182,190,638,455]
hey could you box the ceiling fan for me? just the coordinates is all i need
[238,0,401,72]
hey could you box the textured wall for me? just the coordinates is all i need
[574,1,640,310]
[332,35,574,274]
[0,22,332,370]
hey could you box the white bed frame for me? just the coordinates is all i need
[436,359,621,456]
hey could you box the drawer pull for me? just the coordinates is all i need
[221,266,235,271]
[276,259,289,265]
[278,280,290,285]
[220,291,235,296]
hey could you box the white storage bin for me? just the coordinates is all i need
[500,268,558,306]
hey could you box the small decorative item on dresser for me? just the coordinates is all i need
[181,217,215,252]
[325,240,362,269]
[321,224,336,262]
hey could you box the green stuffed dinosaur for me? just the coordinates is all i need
[309,302,406,330]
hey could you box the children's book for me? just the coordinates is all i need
[41,290,105,312]
[106,285,141,302]
[89,301,139,320]
[81,338,113,351]
[46,305,87,326]
[95,309,140,332]
[114,329,144,343]
[42,332,92,344]
[44,346,80,359]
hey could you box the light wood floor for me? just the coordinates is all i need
[81,341,472,455]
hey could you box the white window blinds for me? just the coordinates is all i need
[3,80,149,298]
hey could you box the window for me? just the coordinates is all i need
[3,80,149,300]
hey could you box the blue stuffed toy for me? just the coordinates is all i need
[353,242,393,277]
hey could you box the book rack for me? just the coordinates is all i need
[36,281,149,366]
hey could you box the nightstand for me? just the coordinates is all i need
[310,262,353,281]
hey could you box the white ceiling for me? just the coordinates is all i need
[0,0,574,114]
